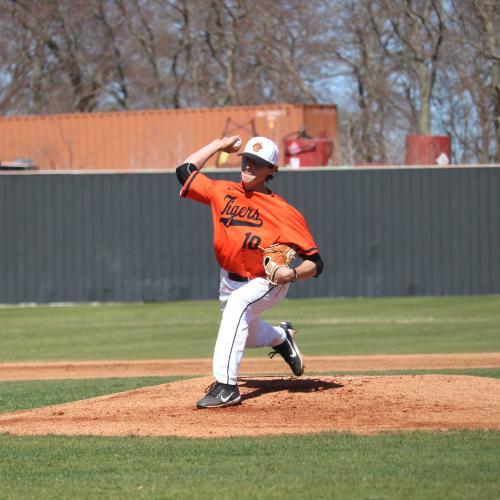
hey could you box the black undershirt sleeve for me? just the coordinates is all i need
[299,252,324,277]
[176,162,198,185]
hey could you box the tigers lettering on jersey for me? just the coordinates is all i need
[220,195,263,227]
[180,171,319,279]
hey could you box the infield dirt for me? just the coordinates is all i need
[0,353,499,438]
[1,352,499,380]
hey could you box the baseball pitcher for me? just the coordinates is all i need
[176,136,324,408]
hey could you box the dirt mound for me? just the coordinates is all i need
[1,375,499,437]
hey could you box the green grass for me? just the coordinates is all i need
[273,295,500,356]
[1,295,499,361]
[0,376,184,413]
[0,432,499,499]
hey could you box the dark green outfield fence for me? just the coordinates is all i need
[0,166,499,303]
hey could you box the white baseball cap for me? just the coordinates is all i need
[238,136,279,167]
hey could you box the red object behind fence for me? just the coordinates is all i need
[284,137,332,167]
[405,135,452,165]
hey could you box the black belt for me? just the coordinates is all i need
[227,272,248,282]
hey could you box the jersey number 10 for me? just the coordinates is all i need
[242,232,261,249]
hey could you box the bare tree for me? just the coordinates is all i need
[92,1,131,110]
[193,0,249,106]
[0,0,54,113]
[0,0,497,164]
[445,0,500,162]
[325,0,394,164]
[187,0,324,106]
[252,0,320,104]
[370,0,445,135]
[0,0,116,113]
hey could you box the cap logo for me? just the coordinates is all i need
[252,142,263,152]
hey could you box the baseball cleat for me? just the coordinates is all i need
[269,321,304,376]
[196,381,241,409]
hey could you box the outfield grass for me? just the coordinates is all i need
[1,432,499,499]
[1,295,499,361]
[0,376,184,413]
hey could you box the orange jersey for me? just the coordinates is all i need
[180,171,319,279]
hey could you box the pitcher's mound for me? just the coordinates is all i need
[1,375,499,437]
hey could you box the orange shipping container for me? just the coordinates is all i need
[0,104,338,170]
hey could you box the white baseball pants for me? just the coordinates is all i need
[213,269,289,385]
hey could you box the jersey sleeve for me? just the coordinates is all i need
[179,171,215,205]
[281,206,319,256]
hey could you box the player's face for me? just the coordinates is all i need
[241,158,274,190]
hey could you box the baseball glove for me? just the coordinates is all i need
[260,243,296,284]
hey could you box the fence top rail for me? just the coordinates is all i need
[0,163,499,176]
